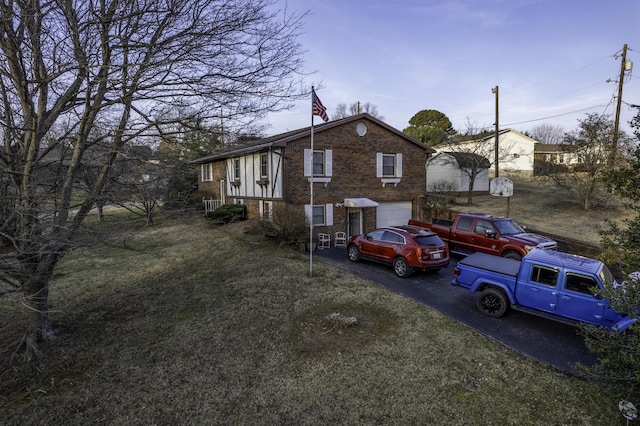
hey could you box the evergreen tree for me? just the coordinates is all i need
[403,109,456,146]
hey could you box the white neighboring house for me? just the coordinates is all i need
[438,129,539,175]
[426,151,490,195]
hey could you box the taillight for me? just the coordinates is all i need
[417,247,423,258]
[453,266,460,277]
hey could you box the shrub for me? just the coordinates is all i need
[262,203,308,247]
[205,204,246,224]
[426,179,458,210]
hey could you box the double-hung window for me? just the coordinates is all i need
[313,151,324,176]
[201,164,212,182]
[260,153,268,178]
[234,159,241,181]
[376,152,402,186]
[312,205,325,225]
[305,204,333,226]
[304,149,333,185]
[382,154,396,176]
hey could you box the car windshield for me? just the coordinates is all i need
[413,234,444,247]
[599,264,615,288]
[493,219,525,236]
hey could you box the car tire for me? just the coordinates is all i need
[347,245,361,262]
[502,251,522,261]
[393,257,412,278]
[476,288,509,318]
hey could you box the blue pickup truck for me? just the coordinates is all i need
[452,249,636,331]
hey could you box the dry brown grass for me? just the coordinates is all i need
[0,209,627,425]
[449,175,633,244]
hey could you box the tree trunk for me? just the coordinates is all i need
[467,175,476,205]
[25,280,53,342]
[23,278,54,361]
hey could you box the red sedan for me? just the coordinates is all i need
[347,225,449,278]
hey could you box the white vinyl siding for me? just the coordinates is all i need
[225,150,284,199]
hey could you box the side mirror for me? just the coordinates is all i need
[484,230,497,239]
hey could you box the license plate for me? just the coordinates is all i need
[432,252,442,259]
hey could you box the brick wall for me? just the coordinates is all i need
[195,117,433,237]
[284,118,430,235]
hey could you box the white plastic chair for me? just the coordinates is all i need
[318,233,331,250]
[334,232,346,247]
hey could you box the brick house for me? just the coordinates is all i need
[191,113,435,239]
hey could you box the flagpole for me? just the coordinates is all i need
[309,87,315,277]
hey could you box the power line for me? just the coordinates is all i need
[502,104,609,127]
[504,55,612,96]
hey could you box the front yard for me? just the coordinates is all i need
[0,212,626,424]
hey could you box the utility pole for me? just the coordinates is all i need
[492,86,499,177]
[611,44,630,167]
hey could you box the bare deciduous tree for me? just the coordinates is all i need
[426,179,458,212]
[530,123,565,144]
[543,113,622,210]
[435,120,512,205]
[333,102,384,120]
[0,0,307,361]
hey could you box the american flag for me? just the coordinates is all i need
[312,91,329,122]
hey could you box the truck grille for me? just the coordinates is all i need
[537,242,557,250]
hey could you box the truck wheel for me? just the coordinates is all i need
[393,257,413,278]
[502,251,522,261]
[347,245,361,262]
[477,288,509,318]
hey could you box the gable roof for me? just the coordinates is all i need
[534,143,565,153]
[190,113,434,164]
[434,151,490,169]
[478,128,538,144]
[446,128,538,147]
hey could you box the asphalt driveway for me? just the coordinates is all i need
[314,246,597,375]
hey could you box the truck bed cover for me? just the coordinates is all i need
[458,252,521,277]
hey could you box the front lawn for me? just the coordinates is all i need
[0,213,626,424]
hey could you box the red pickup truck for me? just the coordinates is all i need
[409,213,557,260]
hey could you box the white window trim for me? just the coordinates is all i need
[234,158,241,181]
[304,203,333,226]
[260,200,273,221]
[260,153,269,178]
[201,164,213,182]
[304,149,333,186]
[376,152,402,187]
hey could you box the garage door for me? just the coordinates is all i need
[376,201,412,228]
